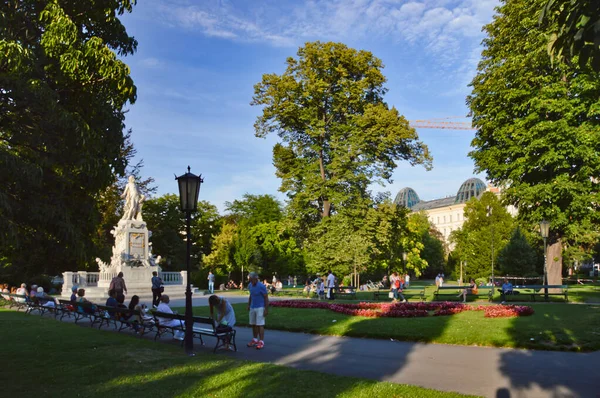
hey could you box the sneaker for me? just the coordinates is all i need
[402,299,407,303]
[247,339,258,347]
[501,301,505,304]
[255,341,264,350]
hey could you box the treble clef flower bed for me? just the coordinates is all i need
[270,300,534,318]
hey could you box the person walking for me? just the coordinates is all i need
[246,272,268,350]
[207,271,215,294]
[109,272,127,297]
[326,270,336,300]
[151,271,163,307]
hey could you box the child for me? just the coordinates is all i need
[317,278,325,300]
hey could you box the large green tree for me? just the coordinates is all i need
[143,194,220,271]
[541,0,600,70]
[450,193,515,279]
[251,41,431,224]
[497,227,540,277]
[225,194,282,227]
[467,0,600,283]
[0,0,137,280]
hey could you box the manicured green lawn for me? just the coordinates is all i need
[187,302,600,352]
[0,309,474,398]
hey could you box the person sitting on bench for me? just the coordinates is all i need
[501,278,514,304]
[458,279,478,303]
[156,295,184,340]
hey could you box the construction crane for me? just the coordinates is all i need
[409,117,475,130]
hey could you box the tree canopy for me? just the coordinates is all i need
[467,0,600,267]
[541,0,600,70]
[0,0,137,280]
[450,193,515,279]
[251,41,431,222]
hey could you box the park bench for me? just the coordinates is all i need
[336,286,357,300]
[1,293,29,310]
[505,285,568,302]
[152,311,185,341]
[191,316,237,353]
[26,295,57,316]
[56,299,77,320]
[271,288,303,297]
[72,301,98,324]
[95,305,154,336]
[433,285,493,302]
[372,287,426,302]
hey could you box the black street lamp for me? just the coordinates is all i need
[539,219,550,301]
[402,252,407,272]
[176,166,203,355]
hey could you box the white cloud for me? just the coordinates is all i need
[155,0,497,55]
[140,57,164,68]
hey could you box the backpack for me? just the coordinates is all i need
[395,279,400,289]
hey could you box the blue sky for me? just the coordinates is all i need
[119,0,497,211]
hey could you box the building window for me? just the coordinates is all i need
[443,216,446,223]
[437,217,440,224]
[449,215,452,222]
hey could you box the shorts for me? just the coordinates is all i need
[249,307,265,326]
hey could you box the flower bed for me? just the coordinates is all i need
[270,300,534,318]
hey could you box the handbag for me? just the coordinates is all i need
[159,285,164,293]
[388,292,394,299]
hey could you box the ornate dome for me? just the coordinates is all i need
[394,187,421,209]
[455,178,486,204]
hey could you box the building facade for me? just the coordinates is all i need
[394,178,506,245]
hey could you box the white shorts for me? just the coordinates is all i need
[249,307,265,326]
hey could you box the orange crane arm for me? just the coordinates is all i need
[409,120,475,130]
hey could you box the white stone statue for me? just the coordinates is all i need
[95,257,110,273]
[120,176,145,221]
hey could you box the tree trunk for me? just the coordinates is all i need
[547,239,562,292]
[319,149,330,217]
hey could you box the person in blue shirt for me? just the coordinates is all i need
[105,289,118,307]
[246,272,268,350]
[501,278,513,304]
[70,286,78,302]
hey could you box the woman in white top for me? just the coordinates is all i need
[208,295,236,328]
[208,295,236,350]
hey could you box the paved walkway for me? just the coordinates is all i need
[229,327,598,398]
[19,297,600,398]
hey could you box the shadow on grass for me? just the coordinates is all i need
[0,309,466,398]
[496,305,600,397]
[186,300,454,387]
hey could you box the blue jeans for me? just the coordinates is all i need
[392,288,398,300]
[208,281,214,293]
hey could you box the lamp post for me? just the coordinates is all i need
[402,252,407,272]
[487,206,495,293]
[175,166,203,355]
[539,219,550,301]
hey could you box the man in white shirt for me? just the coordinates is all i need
[326,270,336,300]
[156,295,184,340]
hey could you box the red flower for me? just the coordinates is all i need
[270,300,533,318]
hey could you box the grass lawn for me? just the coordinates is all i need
[186,302,600,352]
[0,309,474,398]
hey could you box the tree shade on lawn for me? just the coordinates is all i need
[0,309,474,398]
